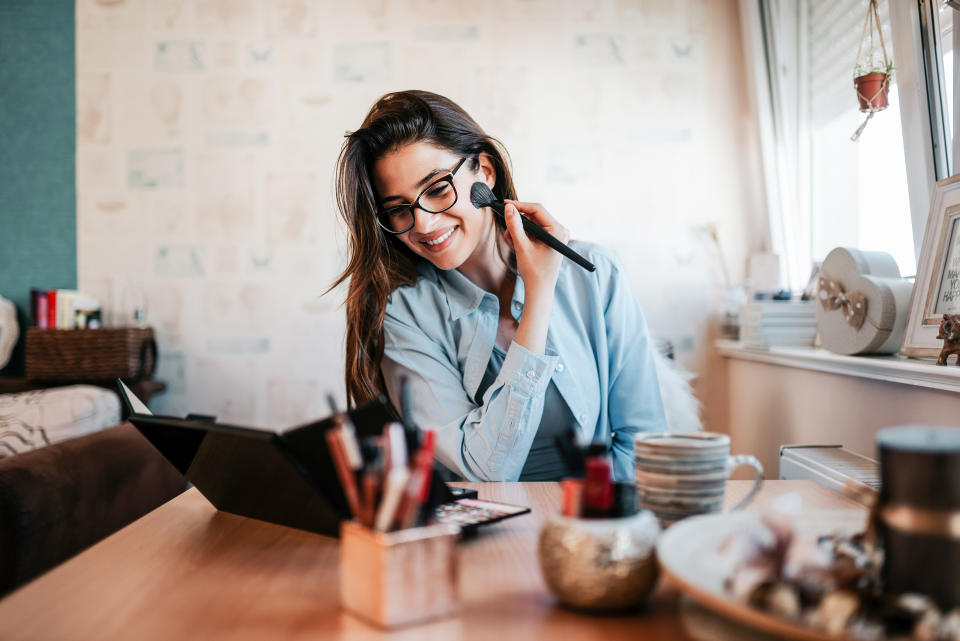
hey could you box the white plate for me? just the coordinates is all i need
[656,511,841,641]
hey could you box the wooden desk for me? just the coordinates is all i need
[0,481,865,640]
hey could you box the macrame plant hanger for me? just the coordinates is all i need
[851,0,892,141]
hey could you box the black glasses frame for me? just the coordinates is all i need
[375,157,468,234]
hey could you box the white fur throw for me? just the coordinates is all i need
[0,295,17,370]
[652,347,701,433]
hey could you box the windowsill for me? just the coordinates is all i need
[715,340,960,393]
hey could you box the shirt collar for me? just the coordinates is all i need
[416,261,485,320]
[418,261,525,321]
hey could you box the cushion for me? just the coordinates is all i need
[0,385,120,457]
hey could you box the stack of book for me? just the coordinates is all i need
[30,289,101,329]
[739,300,817,348]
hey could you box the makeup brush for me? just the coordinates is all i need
[469,182,596,272]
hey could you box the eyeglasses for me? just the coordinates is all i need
[375,157,468,234]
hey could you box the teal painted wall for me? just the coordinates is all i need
[0,0,76,374]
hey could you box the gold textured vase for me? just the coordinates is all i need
[537,511,661,611]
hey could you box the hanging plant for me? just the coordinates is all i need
[850,0,893,141]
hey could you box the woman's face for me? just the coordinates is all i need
[373,141,495,271]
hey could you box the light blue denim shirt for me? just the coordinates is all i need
[380,241,667,482]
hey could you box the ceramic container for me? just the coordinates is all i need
[537,510,660,611]
[854,72,889,111]
[877,425,960,610]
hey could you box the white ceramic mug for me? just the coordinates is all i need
[634,432,764,526]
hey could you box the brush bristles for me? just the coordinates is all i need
[470,182,497,209]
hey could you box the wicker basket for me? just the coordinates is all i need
[25,327,157,382]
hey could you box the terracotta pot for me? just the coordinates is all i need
[854,72,889,111]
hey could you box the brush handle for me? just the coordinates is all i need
[491,201,596,272]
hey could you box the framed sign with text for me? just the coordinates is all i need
[902,175,960,357]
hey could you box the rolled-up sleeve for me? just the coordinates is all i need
[381,314,559,481]
[602,256,668,481]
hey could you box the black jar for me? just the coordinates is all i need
[877,426,960,609]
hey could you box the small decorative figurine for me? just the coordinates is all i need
[936,313,960,366]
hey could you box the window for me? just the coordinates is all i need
[742,0,959,287]
[937,0,954,171]
[807,0,915,276]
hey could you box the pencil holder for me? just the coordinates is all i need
[339,520,461,628]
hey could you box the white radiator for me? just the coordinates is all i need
[779,445,879,504]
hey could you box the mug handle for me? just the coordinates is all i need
[723,454,764,512]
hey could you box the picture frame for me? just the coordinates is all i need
[901,174,960,357]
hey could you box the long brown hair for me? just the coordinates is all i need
[330,90,518,408]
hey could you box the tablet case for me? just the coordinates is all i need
[119,382,453,538]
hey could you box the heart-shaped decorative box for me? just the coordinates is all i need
[816,247,914,355]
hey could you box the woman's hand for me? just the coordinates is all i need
[503,200,568,354]
[503,200,569,299]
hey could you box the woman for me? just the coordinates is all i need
[331,90,666,482]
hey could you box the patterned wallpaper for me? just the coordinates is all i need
[75,0,764,426]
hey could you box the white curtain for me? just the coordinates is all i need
[739,0,810,290]
[739,0,897,290]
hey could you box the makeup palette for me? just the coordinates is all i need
[433,498,530,534]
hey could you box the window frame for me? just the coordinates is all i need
[954,4,960,168]
[871,1,960,264]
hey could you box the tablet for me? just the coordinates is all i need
[117,380,452,537]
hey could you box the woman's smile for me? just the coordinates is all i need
[418,225,459,251]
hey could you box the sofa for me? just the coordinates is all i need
[0,422,186,596]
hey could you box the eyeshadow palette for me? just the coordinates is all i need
[433,498,530,534]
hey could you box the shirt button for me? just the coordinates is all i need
[555,363,564,372]
[526,370,536,379]
[513,301,521,310]
[578,413,586,422]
